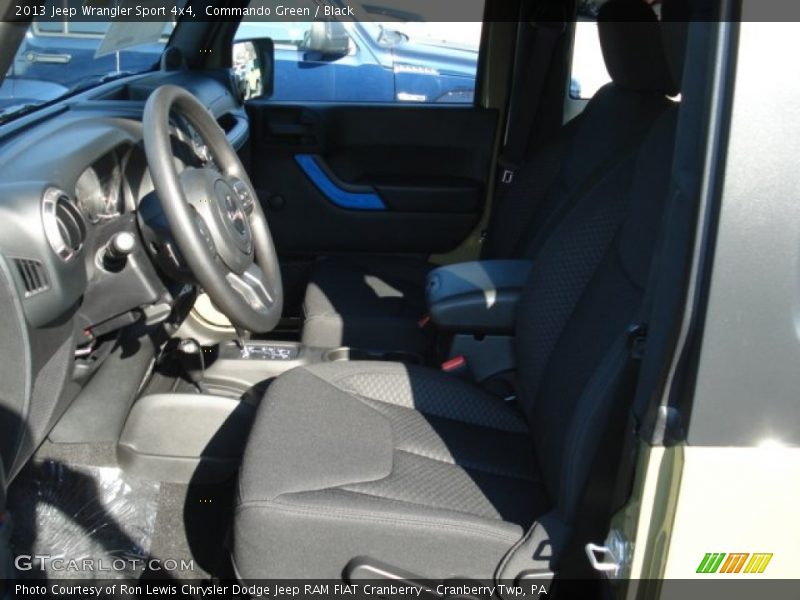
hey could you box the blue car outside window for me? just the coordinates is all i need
[234,19,483,105]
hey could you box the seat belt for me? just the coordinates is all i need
[578,267,660,580]
[497,12,565,185]
[482,5,565,255]
[608,201,674,517]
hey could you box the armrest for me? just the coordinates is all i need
[426,260,533,333]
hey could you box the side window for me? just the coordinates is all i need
[235,11,483,104]
[569,6,612,101]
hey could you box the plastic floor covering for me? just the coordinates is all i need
[7,460,160,580]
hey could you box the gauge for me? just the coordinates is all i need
[75,166,105,223]
[74,151,124,222]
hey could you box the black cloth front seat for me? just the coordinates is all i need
[302,255,434,355]
[233,99,681,579]
[300,0,679,354]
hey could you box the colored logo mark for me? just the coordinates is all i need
[696,552,773,574]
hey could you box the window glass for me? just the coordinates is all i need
[570,19,612,100]
[2,9,174,120]
[34,21,65,34]
[236,5,483,104]
[67,22,111,36]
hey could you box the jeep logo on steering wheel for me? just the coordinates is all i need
[223,193,247,237]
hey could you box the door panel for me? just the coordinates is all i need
[243,103,498,255]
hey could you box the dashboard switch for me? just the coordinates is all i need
[108,231,136,258]
[101,231,136,271]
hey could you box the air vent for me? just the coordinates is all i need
[14,258,49,297]
[42,188,86,261]
[217,113,236,134]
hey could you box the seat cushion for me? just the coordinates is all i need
[301,256,432,354]
[233,362,549,580]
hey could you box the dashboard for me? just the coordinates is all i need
[0,69,250,480]
[0,70,249,480]
[0,69,248,330]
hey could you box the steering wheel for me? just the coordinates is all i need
[142,85,283,333]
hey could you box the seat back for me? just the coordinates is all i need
[483,0,678,261]
[521,109,678,502]
[512,0,687,515]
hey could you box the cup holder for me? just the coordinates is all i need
[323,347,423,365]
[324,347,369,362]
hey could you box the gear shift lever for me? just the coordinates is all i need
[234,326,250,358]
[177,338,208,393]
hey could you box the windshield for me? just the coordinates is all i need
[0,14,174,121]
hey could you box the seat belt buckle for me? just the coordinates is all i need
[417,314,431,329]
[501,168,515,184]
[441,355,471,379]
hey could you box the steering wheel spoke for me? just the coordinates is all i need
[191,209,218,258]
[226,263,274,314]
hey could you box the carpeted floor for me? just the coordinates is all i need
[144,479,236,580]
[34,440,119,468]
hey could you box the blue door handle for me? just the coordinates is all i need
[295,154,385,211]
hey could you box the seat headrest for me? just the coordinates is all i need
[598,0,679,95]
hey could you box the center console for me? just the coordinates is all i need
[118,338,425,483]
[206,340,319,390]
[201,340,423,394]
[426,259,533,333]
[118,392,255,484]
[425,259,532,380]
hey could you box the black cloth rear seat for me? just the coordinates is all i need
[300,0,680,354]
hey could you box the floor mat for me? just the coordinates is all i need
[8,460,160,580]
[145,481,236,580]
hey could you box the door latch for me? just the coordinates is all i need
[585,543,621,577]
[585,528,631,579]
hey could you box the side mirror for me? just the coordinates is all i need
[301,22,350,56]
[232,37,274,101]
